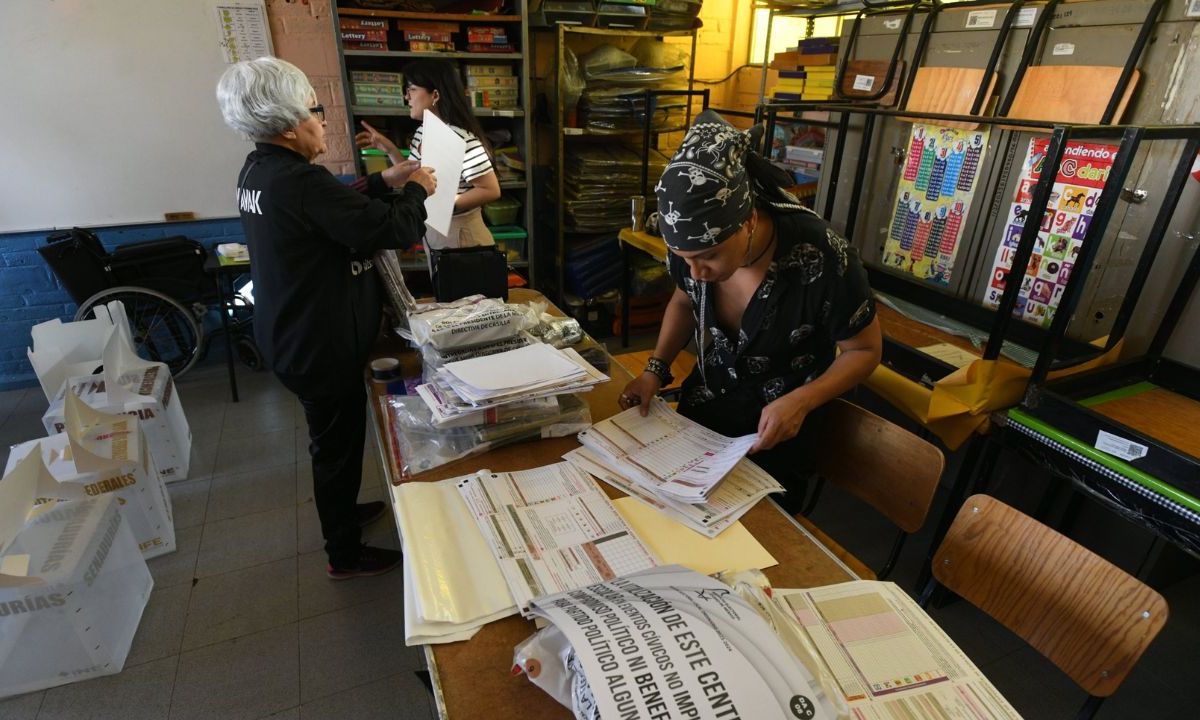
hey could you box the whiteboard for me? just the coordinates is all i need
[0,0,273,233]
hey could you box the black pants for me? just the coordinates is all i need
[277,373,366,568]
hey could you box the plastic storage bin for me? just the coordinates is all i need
[489,225,528,260]
[482,196,521,226]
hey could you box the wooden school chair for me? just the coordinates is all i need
[797,398,944,579]
[925,494,1168,720]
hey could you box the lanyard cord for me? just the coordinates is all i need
[697,282,708,388]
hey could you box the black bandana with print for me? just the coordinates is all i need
[669,210,876,438]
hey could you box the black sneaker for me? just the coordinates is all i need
[356,501,387,527]
[326,545,403,580]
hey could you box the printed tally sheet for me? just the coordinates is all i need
[455,462,658,616]
[576,397,756,503]
[564,446,783,538]
[778,581,1022,719]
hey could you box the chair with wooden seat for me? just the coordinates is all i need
[924,494,1168,719]
[797,398,944,579]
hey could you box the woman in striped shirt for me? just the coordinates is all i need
[356,60,502,259]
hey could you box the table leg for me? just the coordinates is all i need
[215,272,239,403]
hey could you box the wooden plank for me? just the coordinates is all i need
[1006,66,1139,125]
[901,66,996,130]
[876,304,981,358]
[1087,386,1200,460]
[838,59,905,107]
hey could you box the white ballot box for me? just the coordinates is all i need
[0,452,153,698]
[27,300,141,403]
[8,394,175,560]
[43,323,191,482]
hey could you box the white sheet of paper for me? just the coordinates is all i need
[420,111,466,237]
[445,343,581,392]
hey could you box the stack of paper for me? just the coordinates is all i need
[565,446,783,538]
[393,479,518,645]
[576,397,757,503]
[455,462,658,616]
[416,343,608,424]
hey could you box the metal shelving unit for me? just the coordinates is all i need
[331,1,537,285]
[536,24,700,304]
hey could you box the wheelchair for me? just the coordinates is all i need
[39,227,260,377]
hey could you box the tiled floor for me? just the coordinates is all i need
[0,363,433,720]
[1,357,1197,719]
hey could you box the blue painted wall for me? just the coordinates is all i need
[0,218,245,390]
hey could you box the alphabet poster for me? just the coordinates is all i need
[882,124,989,287]
[982,137,1117,328]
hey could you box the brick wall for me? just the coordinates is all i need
[0,0,348,390]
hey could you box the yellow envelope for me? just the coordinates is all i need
[613,497,778,576]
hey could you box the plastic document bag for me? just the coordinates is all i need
[0,452,153,698]
[43,316,192,482]
[382,395,591,478]
[394,479,517,645]
[405,296,528,351]
[517,565,838,720]
[6,393,175,560]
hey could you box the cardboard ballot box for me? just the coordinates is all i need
[8,393,175,560]
[43,323,191,483]
[0,452,153,698]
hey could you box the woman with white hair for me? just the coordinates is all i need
[217,57,436,580]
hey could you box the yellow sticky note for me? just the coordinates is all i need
[613,497,777,576]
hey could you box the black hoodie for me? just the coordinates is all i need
[235,143,426,391]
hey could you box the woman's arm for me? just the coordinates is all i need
[620,287,697,415]
[750,316,882,452]
[453,169,502,212]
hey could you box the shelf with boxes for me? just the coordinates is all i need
[531,22,702,338]
[333,2,536,283]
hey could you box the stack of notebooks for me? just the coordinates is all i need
[398,20,458,52]
[565,398,784,538]
[464,63,518,109]
[340,16,388,51]
[465,24,513,53]
[781,145,823,184]
[350,70,406,108]
[771,36,841,101]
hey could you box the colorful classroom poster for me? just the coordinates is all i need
[982,138,1117,328]
[883,124,989,286]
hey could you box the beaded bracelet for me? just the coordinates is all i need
[644,356,674,386]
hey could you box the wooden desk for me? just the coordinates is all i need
[367,289,862,719]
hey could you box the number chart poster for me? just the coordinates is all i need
[883,124,989,287]
[982,137,1116,328]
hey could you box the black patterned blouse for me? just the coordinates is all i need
[668,209,876,437]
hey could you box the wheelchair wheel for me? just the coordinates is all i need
[236,336,263,371]
[74,286,203,377]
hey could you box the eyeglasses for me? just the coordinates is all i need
[308,105,325,122]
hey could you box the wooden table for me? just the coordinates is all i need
[368,289,863,719]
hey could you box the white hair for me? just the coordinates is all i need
[216,57,315,141]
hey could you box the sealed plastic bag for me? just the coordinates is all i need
[512,624,600,720]
[384,395,591,477]
[405,296,530,350]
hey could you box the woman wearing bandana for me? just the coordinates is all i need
[619,111,882,495]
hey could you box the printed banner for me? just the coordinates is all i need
[883,124,989,286]
[982,138,1117,328]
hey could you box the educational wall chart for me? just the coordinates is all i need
[883,124,989,286]
[982,138,1117,328]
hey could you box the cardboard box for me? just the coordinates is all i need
[0,453,152,698]
[44,330,191,483]
[7,393,174,560]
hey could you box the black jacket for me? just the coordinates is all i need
[235,143,427,390]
